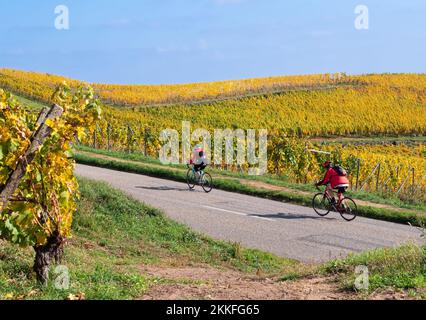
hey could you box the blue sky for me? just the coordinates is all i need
[1,0,425,84]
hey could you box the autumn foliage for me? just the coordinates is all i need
[0,85,101,282]
[1,69,425,199]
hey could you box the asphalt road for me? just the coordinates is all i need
[75,164,424,263]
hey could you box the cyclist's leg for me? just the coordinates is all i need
[326,184,336,203]
[199,163,207,177]
[336,186,348,205]
[193,165,201,180]
[337,191,344,205]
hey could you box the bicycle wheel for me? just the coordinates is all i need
[339,197,357,221]
[201,173,213,193]
[312,193,331,216]
[187,169,196,190]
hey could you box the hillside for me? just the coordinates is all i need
[0,68,352,107]
[1,69,425,201]
[1,69,426,138]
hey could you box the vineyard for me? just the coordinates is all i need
[101,85,426,137]
[82,127,426,200]
[2,69,425,137]
[0,68,353,106]
[1,69,425,202]
[314,143,426,200]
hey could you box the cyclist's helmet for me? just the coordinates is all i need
[323,160,332,168]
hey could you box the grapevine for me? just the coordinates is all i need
[0,85,101,283]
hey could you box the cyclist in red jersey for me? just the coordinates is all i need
[316,161,350,205]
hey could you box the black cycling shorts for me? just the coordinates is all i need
[194,163,207,172]
[336,187,348,194]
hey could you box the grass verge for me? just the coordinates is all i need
[322,243,425,298]
[0,178,298,300]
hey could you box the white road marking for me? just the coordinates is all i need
[251,215,275,222]
[202,205,274,222]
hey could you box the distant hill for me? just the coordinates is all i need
[0,68,354,107]
[1,68,426,138]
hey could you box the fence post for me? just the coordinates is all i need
[127,126,132,154]
[412,171,426,194]
[144,127,148,157]
[355,159,360,190]
[93,130,97,149]
[107,123,111,151]
[376,163,381,192]
[411,167,415,194]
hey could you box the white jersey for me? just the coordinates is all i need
[192,148,208,165]
[193,155,207,165]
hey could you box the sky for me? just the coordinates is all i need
[0,0,425,84]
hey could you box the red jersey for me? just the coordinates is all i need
[320,167,350,189]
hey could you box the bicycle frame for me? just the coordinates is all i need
[325,188,336,201]
[314,185,357,221]
[187,164,205,182]
[317,186,341,209]
[186,163,213,193]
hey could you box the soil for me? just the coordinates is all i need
[139,264,417,300]
[140,265,352,300]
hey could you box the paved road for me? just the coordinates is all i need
[76,164,424,263]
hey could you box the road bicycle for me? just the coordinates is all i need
[312,185,357,221]
[186,164,213,193]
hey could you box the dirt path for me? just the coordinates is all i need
[139,264,414,300]
[140,265,353,300]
